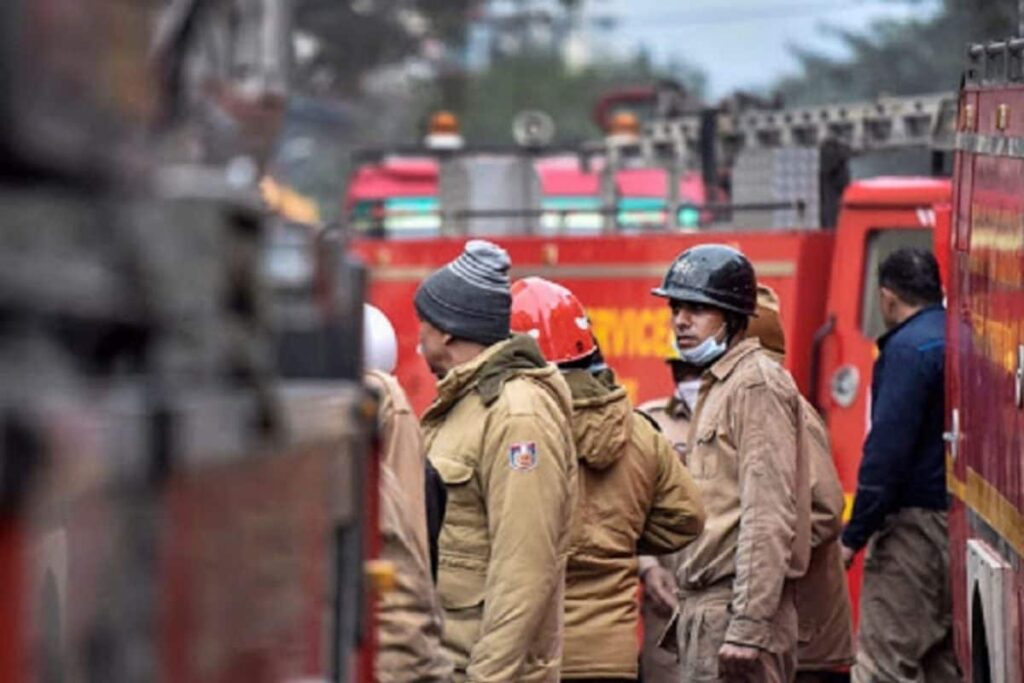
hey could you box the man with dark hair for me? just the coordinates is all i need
[651,245,811,683]
[842,247,960,682]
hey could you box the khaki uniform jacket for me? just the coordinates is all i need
[561,370,704,680]
[422,336,577,683]
[365,371,452,683]
[679,337,811,653]
[636,395,693,578]
[797,400,854,670]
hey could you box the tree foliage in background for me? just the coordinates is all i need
[427,52,707,144]
[776,0,1018,105]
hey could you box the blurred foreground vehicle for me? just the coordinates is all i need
[0,1,376,681]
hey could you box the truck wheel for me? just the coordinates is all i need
[971,590,991,683]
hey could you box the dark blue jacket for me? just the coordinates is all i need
[842,305,947,551]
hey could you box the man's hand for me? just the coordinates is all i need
[641,565,678,616]
[841,544,857,570]
[718,642,760,679]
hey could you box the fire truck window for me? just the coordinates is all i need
[861,228,934,339]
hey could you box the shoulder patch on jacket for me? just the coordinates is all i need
[508,442,539,471]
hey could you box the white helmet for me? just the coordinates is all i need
[363,304,398,374]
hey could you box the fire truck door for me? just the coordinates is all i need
[817,206,938,625]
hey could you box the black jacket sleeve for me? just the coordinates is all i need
[424,460,447,582]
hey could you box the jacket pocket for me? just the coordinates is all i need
[432,457,477,529]
[437,562,486,609]
[692,424,720,479]
[432,458,474,486]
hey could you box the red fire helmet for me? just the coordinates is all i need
[510,276,596,364]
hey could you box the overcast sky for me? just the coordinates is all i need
[593,0,942,98]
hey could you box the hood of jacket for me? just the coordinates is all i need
[424,334,571,420]
[563,368,631,470]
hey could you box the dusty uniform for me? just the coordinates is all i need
[635,395,692,683]
[365,371,452,683]
[751,290,853,679]
[422,336,577,683]
[795,403,854,679]
[676,338,811,683]
[561,370,704,681]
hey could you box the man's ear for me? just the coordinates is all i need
[441,332,455,346]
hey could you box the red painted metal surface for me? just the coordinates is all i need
[0,518,23,682]
[354,231,833,414]
[814,179,952,627]
[948,79,1024,682]
[158,446,337,683]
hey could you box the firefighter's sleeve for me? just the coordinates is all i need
[376,468,452,682]
[803,403,844,548]
[637,424,705,555]
[726,383,798,651]
[842,344,932,551]
[466,412,573,682]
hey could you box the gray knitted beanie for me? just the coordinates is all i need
[414,240,512,346]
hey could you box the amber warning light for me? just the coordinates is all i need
[425,111,464,150]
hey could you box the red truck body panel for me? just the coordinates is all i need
[947,77,1024,682]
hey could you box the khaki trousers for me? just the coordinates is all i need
[851,508,960,683]
[640,595,680,683]
[676,583,797,683]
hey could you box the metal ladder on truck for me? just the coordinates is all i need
[587,92,960,231]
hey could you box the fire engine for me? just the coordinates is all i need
[946,37,1024,683]
[0,1,378,681]
[350,89,959,629]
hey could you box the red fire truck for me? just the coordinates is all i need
[946,38,1024,683]
[351,93,958,627]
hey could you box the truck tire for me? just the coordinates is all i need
[971,590,991,683]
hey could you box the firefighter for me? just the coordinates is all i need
[414,240,577,682]
[636,357,701,683]
[363,304,452,683]
[840,248,959,683]
[746,287,853,682]
[651,244,811,683]
[638,285,852,683]
[509,277,706,683]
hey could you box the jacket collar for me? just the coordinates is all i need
[424,334,550,419]
[877,303,944,351]
[708,336,762,382]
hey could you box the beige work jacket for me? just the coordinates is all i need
[677,337,811,654]
[422,336,577,683]
[561,370,704,679]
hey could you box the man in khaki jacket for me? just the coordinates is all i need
[636,356,702,683]
[510,277,705,682]
[363,305,452,683]
[747,288,854,681]
[638,285,853,683]
[414,241,577,683]
[651,244,811,682]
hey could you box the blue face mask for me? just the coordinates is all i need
[675,325,728,367]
